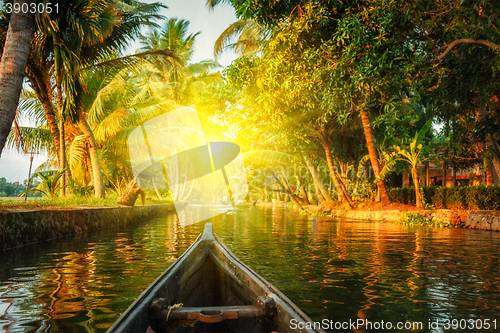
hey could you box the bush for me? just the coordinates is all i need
[389,185,500,210]
[397,212,455,228]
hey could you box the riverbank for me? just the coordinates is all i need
[0,203,181,250]
[0,195,172,210]
[255,201,500,232]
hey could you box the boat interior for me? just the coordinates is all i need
[142,224,278,333]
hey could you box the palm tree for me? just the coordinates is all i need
[20,169,66,200]
[17,0,167,197]
[358,108,392,206]
[0,0,35,156]
[44,16,219,199]
[24,31,61,167]
[137,18,220,104]
[393,119,443,208]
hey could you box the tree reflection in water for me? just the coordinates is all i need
[1,207,499,332]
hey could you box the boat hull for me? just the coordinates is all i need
[107,223,324,333]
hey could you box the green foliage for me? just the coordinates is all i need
[0,178,15,196]
[0,178,38,197]
[342,165,376,201]
[393,119,442,169]
[390,185,500,210]
[19,169,67,200]
[68,180,94,197]
[397,212,454,228]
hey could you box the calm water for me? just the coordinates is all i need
[1,207,499,332]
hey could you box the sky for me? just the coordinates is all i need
[0,0,238,183]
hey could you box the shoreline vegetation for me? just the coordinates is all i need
[0,193,173,211]
[255,200,500,232]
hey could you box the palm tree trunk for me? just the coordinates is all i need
[485,156,494,185]
[151,178,163,200]
[442,163,447,187]
[28,77,61,161]
[174,155,181,201]
[179,173,187,199]
[78,117,105,198]
[425,162,429,186]
[336,158,351,201]
[273,173,303,207]
[298,183,311,205]
[412,167,423,208]
[56,88,72,195]
[305,157,334,204]
[116,178,145,206]
[295,174,311,205]
[85,156,93,184]
[312,182,324,204]
[320,138,353,207]
[486,135,500,179]
[358,108,391,206]
[59,112,66,195]
[0,0,34,156]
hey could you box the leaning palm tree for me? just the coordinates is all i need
[0,0,35,157]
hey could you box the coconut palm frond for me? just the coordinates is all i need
[69,135,88,173]
[186,60,220,75]
[359,154,371,166]
[127,101,185,127]
[87,86,115,125]
[10,110,25,152]
[84,49,179,71]
[130,81,174,105]
[206,0,231,10]
[214,19,250,59]
[231,38,261,55]
[214,18,268,59]
[25,168,66,199]
[127,126,206,154]
[93,107,128,143]
[7,126,53,154]
[34,159,58,173]
[378,155,398,181]
[18,90,47,127]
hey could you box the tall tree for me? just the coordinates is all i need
[0,0,34,156]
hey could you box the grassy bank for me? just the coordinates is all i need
[0,194,173,210]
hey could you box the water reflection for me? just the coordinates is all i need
[1,207,499,332]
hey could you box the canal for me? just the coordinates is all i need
[1,207,499,332]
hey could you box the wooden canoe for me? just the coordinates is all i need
[107,223,325,333]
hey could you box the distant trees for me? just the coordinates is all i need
[0,177,39,197]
